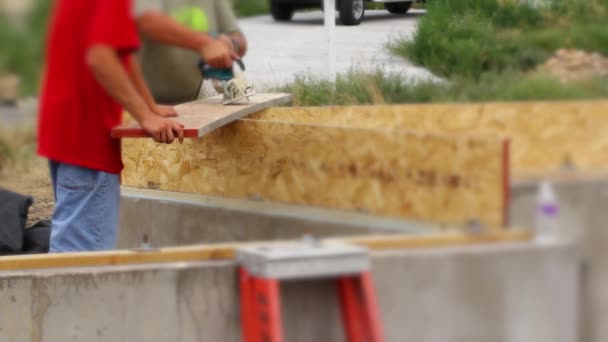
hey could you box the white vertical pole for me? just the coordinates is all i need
[324,0,337,83]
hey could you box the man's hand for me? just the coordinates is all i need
[199,39,237,69]
[154,104,178,117]
[141,115,185,144]
[218,34,235,52]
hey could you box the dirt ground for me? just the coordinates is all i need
[0,156,54,226]
[539,49,608,83]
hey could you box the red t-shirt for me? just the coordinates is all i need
[38,0,140,174]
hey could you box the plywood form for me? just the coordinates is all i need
[111,93,292,138]
[251,100,608,174]
[0,230,531,272]
[122,120,509,227]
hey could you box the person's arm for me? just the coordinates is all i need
[86,45,183,144]
[127,55,177,117]
[218,32,247,58]
[136,11,236,67]
[215,0,248,57]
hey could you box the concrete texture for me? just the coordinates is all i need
[118,187,437,249]
[0,242,578,342]
[238,10,439,89]
[511,174,608,342]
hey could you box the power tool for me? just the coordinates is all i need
[196,59,255,105]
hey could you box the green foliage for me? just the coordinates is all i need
[278,70,608,106]
[232,0,269,17]
[0,0,52,95]
[390,0,608,79]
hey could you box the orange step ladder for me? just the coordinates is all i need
[237,240,385,342]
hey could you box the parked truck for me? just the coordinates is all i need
[270,0,416,26]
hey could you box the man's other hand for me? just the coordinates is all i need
[199,39,234,69]
[154,104,178,117]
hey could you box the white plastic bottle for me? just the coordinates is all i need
[535,181,560,243]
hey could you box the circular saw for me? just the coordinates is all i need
[196,59,255,105]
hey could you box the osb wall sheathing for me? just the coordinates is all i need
[251,100,608,176]
[122,120,509,228]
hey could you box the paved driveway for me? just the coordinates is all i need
[238,9,437,89]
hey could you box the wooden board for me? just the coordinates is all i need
[122,120,509,228]
[0,230,532,272]
[250,100,608,175]
[111,93,292,138]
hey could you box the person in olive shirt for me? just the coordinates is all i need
[134,0,248,104]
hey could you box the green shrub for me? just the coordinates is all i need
[278,69,608,106]
[0,0,52,95]
[233,0,269,17]
[391,0,608,79]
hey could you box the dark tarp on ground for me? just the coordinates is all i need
[0,187,33,254]
[23,220,51,254]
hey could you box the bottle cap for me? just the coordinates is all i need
[538,181,557,205]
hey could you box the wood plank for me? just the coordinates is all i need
[121,120,509,228]
[111,93,292,138]
[250,100,608,175]
[0,230,532,272]
[330,229,532,250]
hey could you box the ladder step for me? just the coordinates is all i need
[237,241,370,279]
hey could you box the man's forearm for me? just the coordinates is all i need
[128,56,157,110]
[86,45,151,124]
[136,11,212,50]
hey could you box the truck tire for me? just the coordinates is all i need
[339,0,365,26]
[271,1,294,21]
[385,2,413,14]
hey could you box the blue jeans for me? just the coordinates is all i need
[49,161,120,252]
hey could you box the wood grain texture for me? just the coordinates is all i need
[0,230,531,271]
[111,93,292,138]
[122,120,508,227]
[251,100,608,175]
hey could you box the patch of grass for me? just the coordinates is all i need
[372,0,608,104]
[233,0,269,17]
[278,70,608,106]
[0,125,37,175]
[0,136,13,171]
[390,0,608,79]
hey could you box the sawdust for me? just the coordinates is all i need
[538,49,608,83]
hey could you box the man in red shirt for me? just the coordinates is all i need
[37,0,229,252]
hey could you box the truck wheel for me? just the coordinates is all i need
[271,1,294,21]
[339,0,365,26]
[385,2,413,14]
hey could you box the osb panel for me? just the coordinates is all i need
[122,120,507,227]
[251,100,608,174]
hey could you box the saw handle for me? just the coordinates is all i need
[197,59,246,81]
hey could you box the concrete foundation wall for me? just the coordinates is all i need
[118,187,435,249]
[0,242,578,342]
[511,175,608,342]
